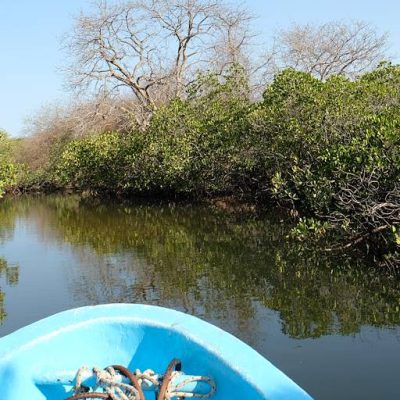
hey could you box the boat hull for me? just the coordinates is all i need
[0,304,312,399]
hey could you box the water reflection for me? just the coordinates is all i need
[1,195,400,399]
[0,198,19,243]
[0,257,19,322]
[1,195,398,339]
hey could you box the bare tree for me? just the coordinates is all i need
[64,0,253,124]
[269,21,388,80]
[206,5,255,74]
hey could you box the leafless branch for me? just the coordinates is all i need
[269,21,388,80]
[63,0,254,125]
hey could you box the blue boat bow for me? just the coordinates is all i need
[0,304,313,399]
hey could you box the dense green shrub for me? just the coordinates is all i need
[55,68,254,196]
[250,64,400,265]
[0,131,17,198]
[138,69,253,195]
[56,132,136,192]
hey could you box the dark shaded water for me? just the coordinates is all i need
[0,195,399,399]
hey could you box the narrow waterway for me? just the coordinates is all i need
[0,195,399,399]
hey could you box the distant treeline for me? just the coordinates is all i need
[1,63,398,271]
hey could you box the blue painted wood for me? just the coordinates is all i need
[0,304,313,399]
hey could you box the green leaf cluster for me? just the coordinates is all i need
[0,131,17,198]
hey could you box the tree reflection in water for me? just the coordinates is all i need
[22,195,400,339]
[0,258,19,323]
[0,194,399,339]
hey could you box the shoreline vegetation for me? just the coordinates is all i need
[0,0,399,272]
[1,64,399,272]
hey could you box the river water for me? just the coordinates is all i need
[0,195,399,399]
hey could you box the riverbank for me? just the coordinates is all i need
[3,65,400,271]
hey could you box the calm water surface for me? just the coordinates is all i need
[0,195,399,399]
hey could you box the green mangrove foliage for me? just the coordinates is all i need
[55,69,253,195]
[16,64,400,269]
[250,64,400,267]
[56,132,136,192]
[0,131,17,198]
[138,71,253,195]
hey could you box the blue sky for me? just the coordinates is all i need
[0,0,399,137]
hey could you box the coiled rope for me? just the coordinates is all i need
[65,358,216,400]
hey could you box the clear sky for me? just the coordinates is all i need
[0,0,399,137]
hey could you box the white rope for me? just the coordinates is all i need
[74,366,139,400]
[72,365,216,399]
[74,366,91,395]
[167,371,217,400]
[134,368,159,389]
[95,367,138,400]
[164,371,216,399]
